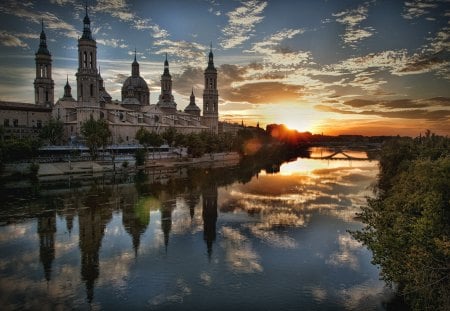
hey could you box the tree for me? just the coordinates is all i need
[80,116,111,160]
[39,117,64,145]
[352,134,450,311]
[162,127,177,147]
[135,127,163,160]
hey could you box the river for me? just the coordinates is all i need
[0,148,395,310]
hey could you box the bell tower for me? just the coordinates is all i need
[76,4,99,104]
[34,20,54,107]
[202,44,219,134]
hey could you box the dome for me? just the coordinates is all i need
[122,97,141,106]
[122,76,149,91]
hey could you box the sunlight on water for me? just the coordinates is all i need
[0,151,395,310]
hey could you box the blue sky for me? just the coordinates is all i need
[0,0,449,135]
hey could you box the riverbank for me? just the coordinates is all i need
[1,152,241,178]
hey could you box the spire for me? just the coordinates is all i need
[81,1,92,40]
[64,75,72,98]
[190,88,196,104]
[163,53,170,76]
[37,19,50,55]
[207,42,215,70]
[132,50,140,76]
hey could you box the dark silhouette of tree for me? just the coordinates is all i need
[80,116,111,160]
[39,117,64,145]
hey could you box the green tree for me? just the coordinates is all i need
[353,134,450,311]
[80,116,111,160]
[39,117,64,145]
[185,133,205,157]
[135,127,163,160]
[162,127,177,147]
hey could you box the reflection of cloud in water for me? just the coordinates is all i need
[219,159,378,227]
[309,286,327,302]
[148,278,192,308]
[221,226,262,273]
[339,280,389,310]
[200,271,212,286]
[326,233,363,270]
[247,225,298,249]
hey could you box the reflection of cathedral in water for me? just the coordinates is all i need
[160,199,175,252]
[32,171,222,303]
[202,182,218,260]
[122,200,150,257]
[78,191,113,303]
[37,211,56,282]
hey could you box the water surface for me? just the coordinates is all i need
[0,149,393,310]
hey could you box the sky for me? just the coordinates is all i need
[0,0,449,136]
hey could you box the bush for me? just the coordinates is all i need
[353,134,450,311]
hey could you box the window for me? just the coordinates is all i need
[89,52,93,68]
[37,120,42,128]
[4,119,9,127]
[45,91,49,102]
[83,51,87,68]
[71,126,73,132]
[90,84,94,97]
[13,119,18,127]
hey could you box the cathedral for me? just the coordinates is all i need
[48,6,219,144]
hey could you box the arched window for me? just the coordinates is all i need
[40,66,44,78]
[83,52,87,68]
[45,91,48,102]
[89,52,93,68]
[90,84,94,97]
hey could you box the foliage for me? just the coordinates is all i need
[80,116,111,160]
[28,162,40,179]
[39,118,64,145]
[134,148,146,166]
[136,127,163,148]
[353,133,450,311]
[162,127,177,147]
[0,138,41,162]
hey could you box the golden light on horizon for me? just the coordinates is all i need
[261,103,321,133]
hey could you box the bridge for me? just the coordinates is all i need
[308,146,378,161]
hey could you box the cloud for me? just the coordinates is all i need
[224,81,304,104]
[333,2,375,46]
[220,0,268,49]
[96,38,128,49]
[153,39,207,66]
[402,0,438,19]
[0,1,78,38]
[0,30,29,48]
[244,28,310,68]
[316,97,450,121]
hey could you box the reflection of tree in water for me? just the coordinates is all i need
[37,210,56,282]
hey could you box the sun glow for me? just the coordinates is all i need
[262,103,320,133]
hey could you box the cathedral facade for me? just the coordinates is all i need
[51,7,219,145]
